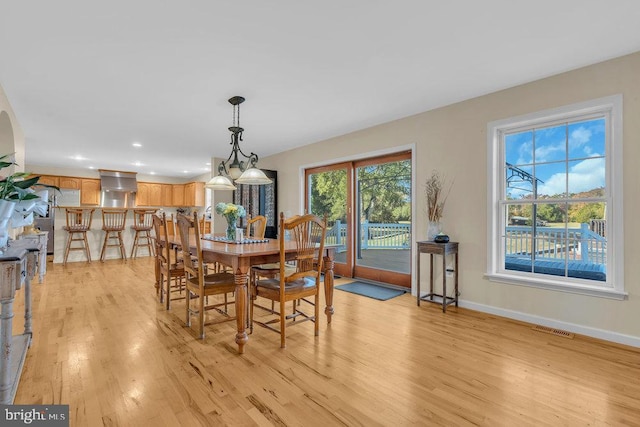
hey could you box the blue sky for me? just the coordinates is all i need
[505,118,605,198]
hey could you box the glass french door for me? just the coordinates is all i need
[306,163,352,278]
[305,151,412,287]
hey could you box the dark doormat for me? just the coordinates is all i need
[335,281,407,301]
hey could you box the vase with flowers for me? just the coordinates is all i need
[0,153,59,250]
[425,170,452,241]
[215,202,246,241]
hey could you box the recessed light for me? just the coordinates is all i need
[149,171,156,175]
[182,170,189,174]
[133,161,143,167]
[205,162,211,166]
[132,142,142,148]
[71,155,85,161]
[88,166,95,169]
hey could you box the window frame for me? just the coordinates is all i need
[486,95,626,300]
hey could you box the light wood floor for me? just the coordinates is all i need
[12,258,640,426]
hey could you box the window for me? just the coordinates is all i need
[486,95,625,299]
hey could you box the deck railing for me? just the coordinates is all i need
[590,219,606,238]
[505,223,606,265]
[325,220,411,252]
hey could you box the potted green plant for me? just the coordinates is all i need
[0,153,59,248]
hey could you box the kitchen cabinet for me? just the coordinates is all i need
[184,181,204,206]
[28,173,205,207]
[149,183,162,206]
[59,177,81,190]
[172,184,185,206]
[80,179,101,205]
[136,182,163,206]
[161,184,173,207]
[136,182,150,206]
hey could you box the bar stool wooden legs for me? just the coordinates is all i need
[131,209,157,258]
[63,208,95,265]
[100,209,128,261]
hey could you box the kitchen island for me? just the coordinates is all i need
[51,207,209,263]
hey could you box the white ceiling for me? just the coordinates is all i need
[1,1,639,178]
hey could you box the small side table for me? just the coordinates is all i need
[18,231,48,283]
[416,241,459,312]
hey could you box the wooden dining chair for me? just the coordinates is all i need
[165,213,176,237]
[199,214,212,235]
[250,212,327,348]
[153,212,186,309]
[245,215,266,239]
[176,213,237,339]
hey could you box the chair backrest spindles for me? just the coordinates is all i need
[102,209,127,230]
[278,212,327,300]
[65,208,94,230]
[133,209,156,229]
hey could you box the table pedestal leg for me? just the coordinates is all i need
[234,271,249,354]
[323,254,335,323]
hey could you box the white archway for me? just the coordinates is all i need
[0,111,16,174]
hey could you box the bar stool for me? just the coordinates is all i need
[100,208,128,261]
[63,208,95,265]
[130,209,157,258]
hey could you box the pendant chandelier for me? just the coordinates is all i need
[205,96,272,190]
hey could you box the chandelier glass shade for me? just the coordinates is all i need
[205,96,272,190]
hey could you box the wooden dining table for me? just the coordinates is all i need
[167,234,336,354]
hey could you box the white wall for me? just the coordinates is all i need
[260,51,640,347]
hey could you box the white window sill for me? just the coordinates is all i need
[484,272,628,300]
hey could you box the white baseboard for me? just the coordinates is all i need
[458,299,640,349]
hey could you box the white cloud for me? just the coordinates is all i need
[534,142,564,162]
[537,158,605,196]
[515,140,532,164]
[569,126,592,151]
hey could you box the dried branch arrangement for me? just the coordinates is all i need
[425,170,453,222]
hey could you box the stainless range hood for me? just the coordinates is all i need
[99,170,138,192]
[99,170,138,208]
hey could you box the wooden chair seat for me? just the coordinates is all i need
[185,272,235,292]
[252,263,280,272]
[255,277,317,294]
[168,261,184,270]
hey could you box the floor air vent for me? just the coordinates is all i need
[532,325,575,339]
